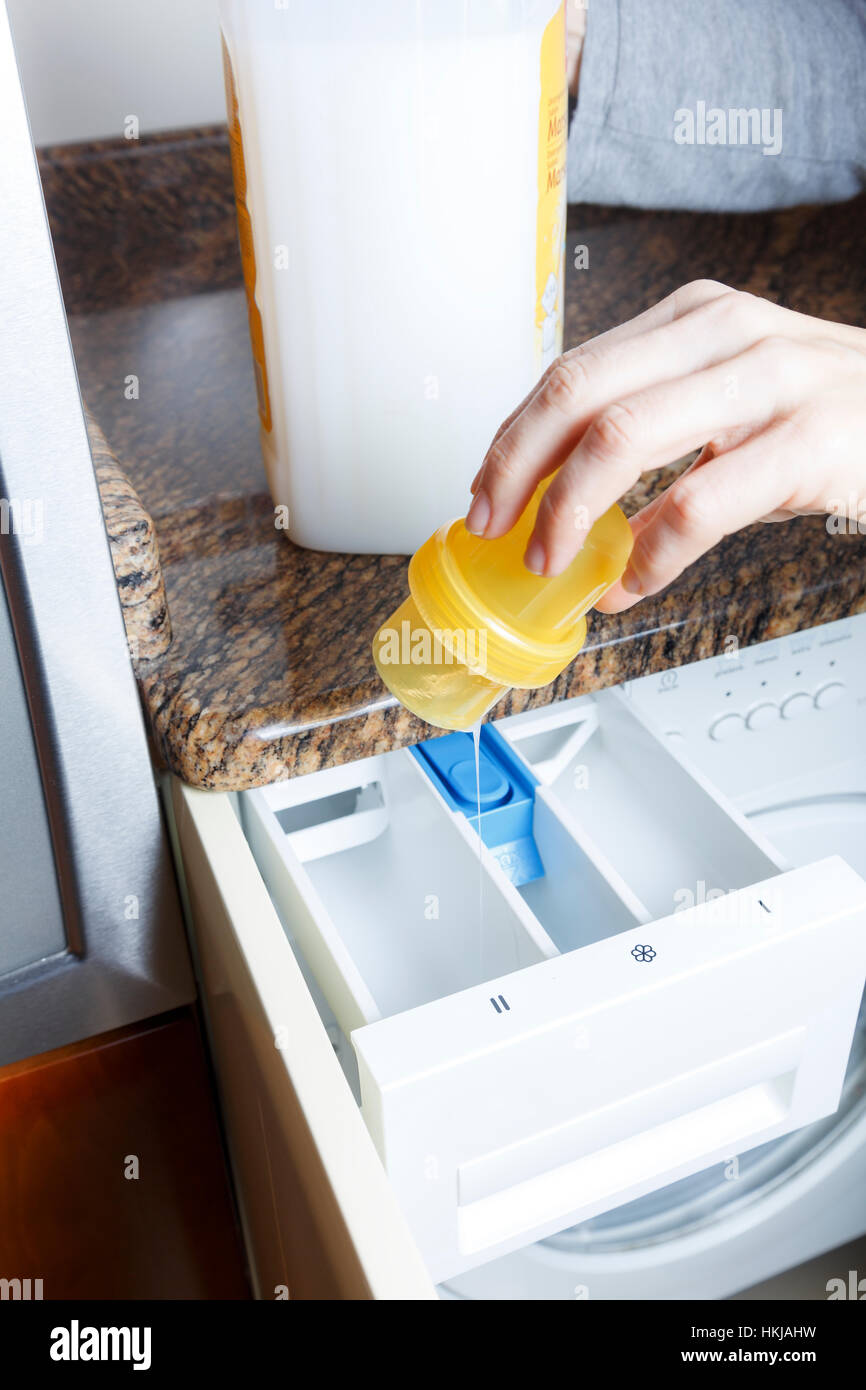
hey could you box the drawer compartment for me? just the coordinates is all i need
[242,744,643,1037]
[237,692,866,1284]
[244,752,551,1036]
[496,688,786,922]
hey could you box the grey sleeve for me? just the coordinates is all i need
[568,0,866,211]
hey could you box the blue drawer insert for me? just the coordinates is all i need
[410,725,544,886]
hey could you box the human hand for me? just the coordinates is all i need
[465,280,866,612]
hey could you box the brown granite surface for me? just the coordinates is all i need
[44,129,866,790]
[86,409,172,662]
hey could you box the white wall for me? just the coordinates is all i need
[8,0,226,145]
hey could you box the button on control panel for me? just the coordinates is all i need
[708,713,745,742]
[745,702,780,731]
[780,691,814,720]
[814,681,845,710]
[710,680,847,738]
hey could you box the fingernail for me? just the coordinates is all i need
[465,488,491,535]
[620,564,642,594]
[524,538,546,575]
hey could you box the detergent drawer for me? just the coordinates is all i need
[239,692,866,1284]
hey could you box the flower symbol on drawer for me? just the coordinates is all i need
[631,944,656,963]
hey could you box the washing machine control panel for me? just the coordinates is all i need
[621,614,865,800]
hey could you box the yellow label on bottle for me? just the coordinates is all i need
[535,3,567,374]
[222,34,272,434]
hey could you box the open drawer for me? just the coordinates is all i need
[237,688,866,1284]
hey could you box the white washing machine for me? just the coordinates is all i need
[173,612,866,1300]
[441,614,866,1299]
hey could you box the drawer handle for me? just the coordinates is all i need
[457,1070,795,1256]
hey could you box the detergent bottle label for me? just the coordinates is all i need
[222,34,272,433]
[535,2,567,374]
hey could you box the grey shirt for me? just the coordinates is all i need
[568,0,866,210]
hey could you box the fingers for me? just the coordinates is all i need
[524,335,812,575]
[469,280,735,501]
[466,282,763,539]
[595,422,796,613]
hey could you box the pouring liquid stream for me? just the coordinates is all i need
[472,719,484,978]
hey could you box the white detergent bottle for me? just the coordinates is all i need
[219,0,567,555]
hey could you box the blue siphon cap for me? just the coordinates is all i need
[411,725,544,886]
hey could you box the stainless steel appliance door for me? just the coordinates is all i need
[0,2,193,1064]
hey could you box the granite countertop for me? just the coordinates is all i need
[42,129,866,790]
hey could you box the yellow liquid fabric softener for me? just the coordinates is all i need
[373,476,633,730]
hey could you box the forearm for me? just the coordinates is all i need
[568,0,866,211]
